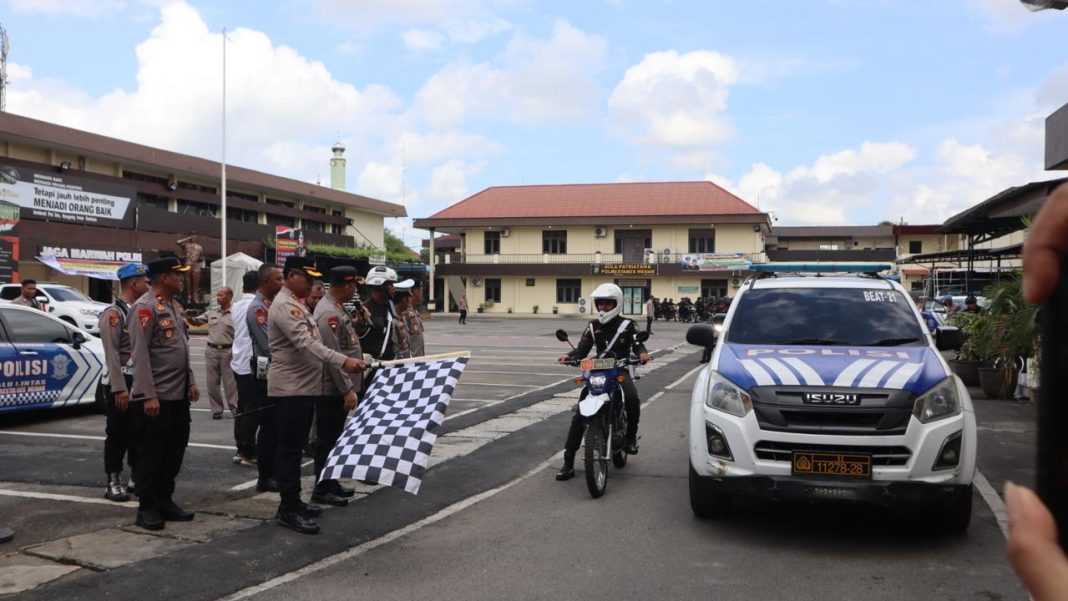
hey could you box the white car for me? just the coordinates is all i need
[0,282,109,335]
[0,303,106,414]
[686,264,976,532]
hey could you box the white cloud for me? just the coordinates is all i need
[426,159,483,202]
[401,29,446,52]
[7,1,406,190]
[356,162,405,203]
[442,17,512,44]
[305,0,516,25]
[412,19,607,127]
[609,50,739,150]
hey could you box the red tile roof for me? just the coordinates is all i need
[425,181,760,220]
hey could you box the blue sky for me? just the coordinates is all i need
[2,0,1066,246]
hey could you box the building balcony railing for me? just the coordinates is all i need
[434,251,767,265]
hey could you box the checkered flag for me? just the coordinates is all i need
[319,355,469,495]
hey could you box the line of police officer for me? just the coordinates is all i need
[97,256,423,535]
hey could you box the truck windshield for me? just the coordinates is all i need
[726,287,925,347]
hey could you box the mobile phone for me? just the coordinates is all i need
[1037,253,1068,551]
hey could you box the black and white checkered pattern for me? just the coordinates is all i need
[319,357,468,495]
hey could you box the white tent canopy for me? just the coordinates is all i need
[211,252,263,296]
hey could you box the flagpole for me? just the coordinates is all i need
[220,27,228,291]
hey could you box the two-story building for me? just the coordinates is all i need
[0,112,405,301]
[414,181,771,316]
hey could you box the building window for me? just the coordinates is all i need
[331,210,344,235]
[304,204,326,214]
[818,244,840,251]
[542,230,567,254]
[909,240,922,254]
[484,231,501,254]
[303,219,326,232]
[526,278,536,287]
[123,171,169,187]
[689,229,715,253]
[557,279,582,303]
[228,207,259,223]
[267,198,294,208]
[177,181,216,195]
[267,213,295,227]
[484,278,502,303]
[137,192,169,210]
[177,199,217,218]
[230,191,259,203]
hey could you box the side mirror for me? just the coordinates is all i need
[634,331,649,343]
[686,324,718,348]
[71,331,88,349]
[935,326,963,352]
[555,329,569,343]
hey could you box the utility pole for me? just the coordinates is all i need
[1,24,10,111]
[220,27,228,289]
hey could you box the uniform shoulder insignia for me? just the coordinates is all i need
[327,316,339,331]
[289,307,303,319]
[137,308,152,328]
[108,312,120,327]
[255,307,268,325]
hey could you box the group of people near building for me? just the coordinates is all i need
[96,256,425,535]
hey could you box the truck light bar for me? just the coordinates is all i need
[749,263,894,273]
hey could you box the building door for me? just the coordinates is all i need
[621,286,645,316]
[702,279,727,298]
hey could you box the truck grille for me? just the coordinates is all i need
[754,441,912,466]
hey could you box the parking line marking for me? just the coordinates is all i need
[974,469,1008,538]
[0,430,234,451]
[464,370,574,377]
[0,488,138,507]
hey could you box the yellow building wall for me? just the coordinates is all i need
[345,209,385,250]
[463,223,763,258]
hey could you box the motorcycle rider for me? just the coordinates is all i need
[555,284,651,481]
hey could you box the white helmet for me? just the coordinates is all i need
[591,283,623,324]
[365,266,399,287]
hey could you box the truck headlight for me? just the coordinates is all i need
[706,371,752,418]
[912,376,961,423]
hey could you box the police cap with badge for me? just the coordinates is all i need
[393,279,415,298]
[283,256,321,280]
[146,257,190,276]
[117,262,148,282]
[329,265,360,286]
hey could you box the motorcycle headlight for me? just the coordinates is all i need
[706,371,752,418]
[588,374,607,391]
[912,376,961,424]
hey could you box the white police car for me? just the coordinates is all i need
[0,303,106,414]
[686,264,976,532]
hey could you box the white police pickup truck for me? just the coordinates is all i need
[686,264,975,533]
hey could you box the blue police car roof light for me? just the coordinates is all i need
[749,263,894,273]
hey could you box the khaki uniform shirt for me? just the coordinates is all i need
[129,288,195,402]
[404,307,425,358]
[313,292,362,396]
[98,299,132,394]
[12,295,43,310]
[266,286,348,398]
[188,307,234,346]
[393,308,412,360]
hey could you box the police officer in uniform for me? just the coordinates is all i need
[310,266,363,507]
[129,257,201,530]
[555,284,650,481]
[405,279,426,358]
[268,257,365,534]
[248,263,284,492]
[186,287,238,419]
[357,266,399,361]
[392,280,415,359]
[98,262,149,502]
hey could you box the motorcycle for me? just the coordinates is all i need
[555,328,650,499]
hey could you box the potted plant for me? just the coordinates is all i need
[533,305,539,314]
[975,275,1036,400]
[946,312,982,387]
[552,306,559,314]
[507,307,513,314]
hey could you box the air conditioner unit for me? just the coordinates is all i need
[594,227,608,238]
[731,277,741,287]
[662,248,675,261]
[578,297,587,305]
[645,248,657,264]
[500,228,511,238]
[579,306,587,314]
[471,278,482,287]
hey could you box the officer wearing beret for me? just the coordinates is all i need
[268,256,365,534]
[129,257,200,530]
[310,266,362,507]
[98,262,149,502]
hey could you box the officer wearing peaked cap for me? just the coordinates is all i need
[310,265,363,506]
[392,279,414,360]
[99,262,149,503]
[128,257,200,531]
[268,256,366,534]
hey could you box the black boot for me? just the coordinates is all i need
[159,500,195,521]
[333,481,356,498]
[624,435,639,455]
[276,510,320,535]
[256,478,280,493]
[311,482,349,507]
[135,506,164,531]
[555,453,575,481]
